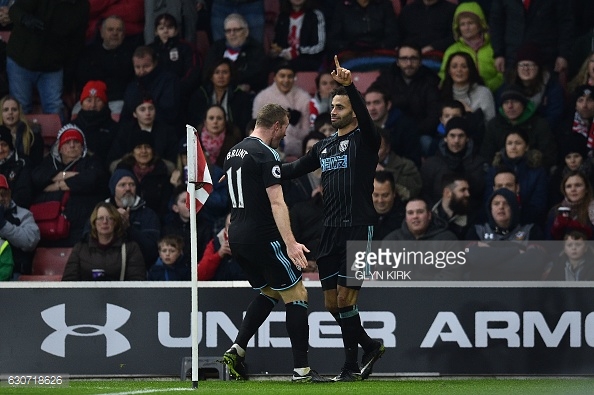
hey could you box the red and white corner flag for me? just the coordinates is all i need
[186,125,212,211]
[187,124,212,386]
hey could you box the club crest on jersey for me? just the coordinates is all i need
[339,140,349,152]
[272,165,281,178]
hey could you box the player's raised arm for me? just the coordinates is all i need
[332,55,376,138]
[331,55,352,86]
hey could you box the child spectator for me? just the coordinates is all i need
[545,230,594,281]
[150,13,199,103]
[148,234,190,281]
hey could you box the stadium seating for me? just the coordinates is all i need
[24,113,62,151]
[0,30,10,43]
[352,70,381,93]
[31,247,72,276]
[294,71,318,96]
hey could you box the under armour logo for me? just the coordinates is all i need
[41,303,131,357]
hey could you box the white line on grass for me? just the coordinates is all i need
[97,388,195,395]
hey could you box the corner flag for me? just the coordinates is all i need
[186,125,212,211]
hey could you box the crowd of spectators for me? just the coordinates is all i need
[0,0,593,281]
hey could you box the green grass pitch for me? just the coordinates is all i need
[2,378,594,395]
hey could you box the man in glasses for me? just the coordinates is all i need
[203,13,267,93]
[372,42,441,138]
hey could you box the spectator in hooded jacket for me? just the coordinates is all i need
[465,188,547,280]
[439,1,502,92]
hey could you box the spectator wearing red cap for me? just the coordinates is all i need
[72,80,118,170]
[0,125,33,208]
[497,42,565,130]
[0,174,40,278]
[31,124,107,247]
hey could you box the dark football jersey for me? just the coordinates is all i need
[282,83,381,227]
[223,136,284,243]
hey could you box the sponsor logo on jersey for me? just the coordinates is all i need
[321,155,348,171]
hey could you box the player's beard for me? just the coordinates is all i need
[331,111,354,130]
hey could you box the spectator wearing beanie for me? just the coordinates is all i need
[72,80,119,170]
[107,96,178,166]
[0,125,33,208]
[481,85,557,168]
[31,124,107,247]
[421,116,486,209]
[113,129,173,220]
[439,1,503,92]
[498,42,565,130]
[100,168,160,269]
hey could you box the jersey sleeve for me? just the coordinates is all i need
[260,156,283,188]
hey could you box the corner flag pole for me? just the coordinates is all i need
[186,125,213,388]
[187,125,200,388]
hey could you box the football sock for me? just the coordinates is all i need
[339,305,361,370]
[286,301,309,368]
[333,311,375,352]
[235,293,278,350]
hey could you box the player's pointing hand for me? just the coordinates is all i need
[331,55,352,86]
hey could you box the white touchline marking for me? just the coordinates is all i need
[96,388,195,395]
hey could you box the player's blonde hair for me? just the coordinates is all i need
[255,104,289,129]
